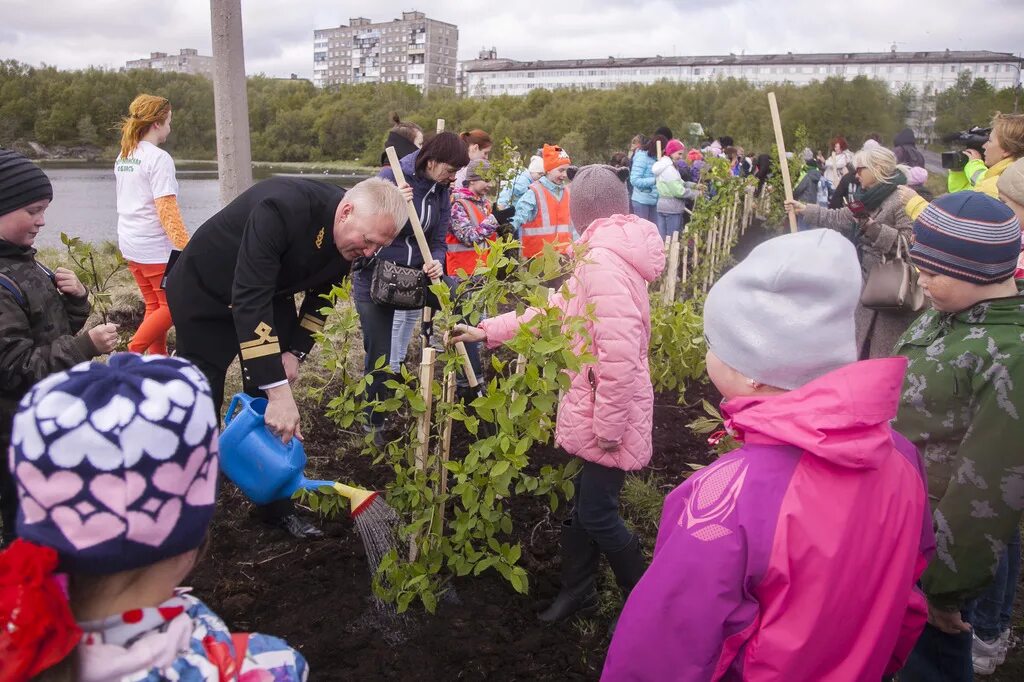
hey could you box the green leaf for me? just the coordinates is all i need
[490,460,510,478]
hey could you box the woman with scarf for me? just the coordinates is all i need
[785,145,916,359]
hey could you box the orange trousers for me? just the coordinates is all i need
[127,261,172,355]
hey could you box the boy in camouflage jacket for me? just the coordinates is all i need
[0,149,118,544]
[893,192,1024,680]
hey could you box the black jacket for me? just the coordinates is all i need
[380,131,419,167]
[166,177,347,387]
[893,128,925,168]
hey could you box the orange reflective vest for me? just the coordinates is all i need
[520,182,573,259]
[446,196,496,277]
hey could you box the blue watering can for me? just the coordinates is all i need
[220,393,363,506]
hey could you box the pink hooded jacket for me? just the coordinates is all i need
[481,214,665,470]
[603,358,934,681]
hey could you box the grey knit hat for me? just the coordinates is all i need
[569,164,630,232]
[463,158,490,186]
[0,149,53,217]
[704,229,861,390]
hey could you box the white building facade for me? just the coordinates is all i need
[460,50,1021,98]
[313,11,458,92]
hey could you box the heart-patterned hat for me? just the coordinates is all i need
[9,353,219,575]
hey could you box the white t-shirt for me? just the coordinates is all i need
[115,141,179,264]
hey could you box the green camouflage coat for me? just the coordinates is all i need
[893,285,1024,611]
[0,240,97,440]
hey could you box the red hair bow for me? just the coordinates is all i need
[0,540,82,682]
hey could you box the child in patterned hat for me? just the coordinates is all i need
[0,353,308,681]
[894,191,1024,678]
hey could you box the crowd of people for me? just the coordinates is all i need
[0,96,1023,681]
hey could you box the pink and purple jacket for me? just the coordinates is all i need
[602,358,934,681]
[480,214,665,471]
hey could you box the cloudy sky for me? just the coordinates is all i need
[1,0,1020,78]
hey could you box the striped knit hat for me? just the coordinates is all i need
[910,192,1020,284]
[0,149,53,218]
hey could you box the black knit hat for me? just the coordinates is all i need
[0,149,53,217]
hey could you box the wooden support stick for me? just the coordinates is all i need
[680,231,689,285]
[767,92,797,233]
[663,232,680,304]
[434,370,457,535]
[436,119,445,134]
[410,346,436,561]
[386,146,481,388]
[656,140,662,159]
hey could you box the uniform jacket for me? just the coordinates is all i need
[76,591,307,681]
[893,285,1024,611]
[603,358,934,682]
[802,191,919,358]
[359,149,449,301]
[510,176,568,235]
[0,240,96,436]
[480,214,665,470]
[629,150,658,206]
[165,177,347,387]
[447,187,498,276]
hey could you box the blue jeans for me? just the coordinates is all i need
[571,459,632,554]
[656,212,683,240]
[967,529,1022,641]
[900,621,974,682]
[631,201,657,223]
[388,308,421,372]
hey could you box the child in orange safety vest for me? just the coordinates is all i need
[512,144,575,258]
[447,159,500,277]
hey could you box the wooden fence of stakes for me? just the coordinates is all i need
[767,92,798,234]
[657,182,757,300]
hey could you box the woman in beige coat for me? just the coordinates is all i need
[785,145,917,359]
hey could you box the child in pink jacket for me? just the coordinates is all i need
[602,229,934,681]
[453,165,666,623]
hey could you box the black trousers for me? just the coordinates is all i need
[0,429,15,544]
[167,289,300,520]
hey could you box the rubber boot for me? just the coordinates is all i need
[538,520,601,623]
[605,534,647,635]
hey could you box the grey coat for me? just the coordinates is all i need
[802,190,919,359]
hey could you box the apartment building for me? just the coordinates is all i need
[125,49,213,78]
[313,11,458,92]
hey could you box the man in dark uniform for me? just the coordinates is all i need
[166,176,408,538]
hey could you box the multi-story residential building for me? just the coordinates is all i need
[313,11,458,92]
[459,48,1022,141]
[125,49,214,78]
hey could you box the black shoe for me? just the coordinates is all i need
[605,534,646,594]
[538,520,602,623]
[362,424,387,448]
[604,534,647,637]
[272,513,324,539]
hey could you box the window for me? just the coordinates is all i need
[694,67,701,75]
[984,65,990,72]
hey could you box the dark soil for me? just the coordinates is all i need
[188,382,719,681]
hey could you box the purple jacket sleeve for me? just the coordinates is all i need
[603,450,791,681]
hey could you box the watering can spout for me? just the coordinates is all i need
[300,480,379,517]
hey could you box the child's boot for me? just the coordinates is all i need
[538,519,600,623]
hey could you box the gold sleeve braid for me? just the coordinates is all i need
[154,195,190,250]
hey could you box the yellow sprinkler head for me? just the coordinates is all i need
[331,482,380,518]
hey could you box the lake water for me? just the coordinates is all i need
[35,164,373,250]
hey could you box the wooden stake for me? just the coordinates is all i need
[436,119,445,134]
[434,371,457,536]
[656,140,662,159]
[767,92,798,233]
[680,231,689,285]
[410,346,436,561]
[386,146,481,388]
[663,232,680,304]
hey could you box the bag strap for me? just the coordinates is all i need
[0,271,27,310]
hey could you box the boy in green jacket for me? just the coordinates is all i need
[894,191,1024,681]
[0,150,118,544]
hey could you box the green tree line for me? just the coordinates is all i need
[0,59,1017,164]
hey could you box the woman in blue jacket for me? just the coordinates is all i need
[357,132,469,438]
[630,134,666,221]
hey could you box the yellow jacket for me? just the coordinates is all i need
[906,156,1015,220]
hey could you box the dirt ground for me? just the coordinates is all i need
[187,381,718,681]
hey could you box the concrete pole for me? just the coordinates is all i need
[210,0,253,205]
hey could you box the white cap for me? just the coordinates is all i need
[527,155,545,175]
